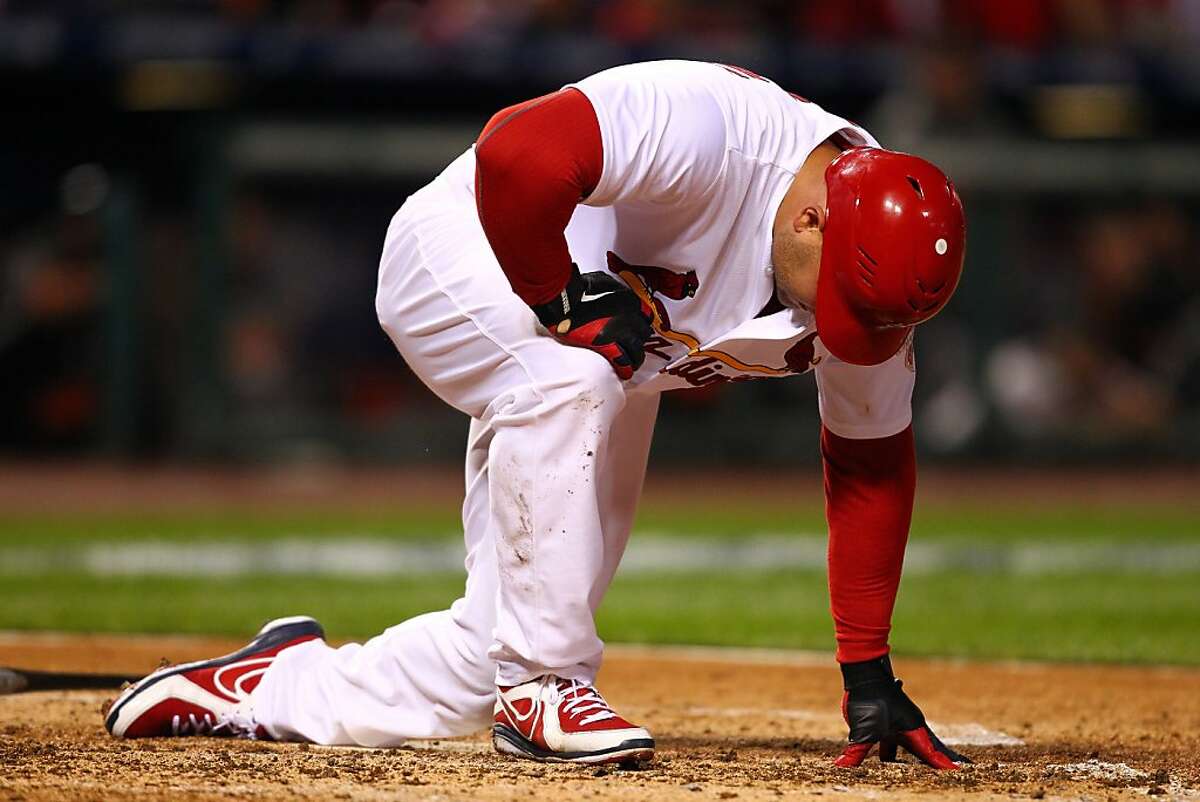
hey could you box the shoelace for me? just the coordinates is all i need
[549,679,618,726]
[169,710,258,739]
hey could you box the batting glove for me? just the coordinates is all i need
[834,655,971,770]
[530,265,654,380]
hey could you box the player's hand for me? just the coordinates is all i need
[530,265,654,380]
[833,656,971,770]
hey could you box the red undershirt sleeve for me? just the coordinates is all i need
[474,88,603,307]
[822,424,917,664]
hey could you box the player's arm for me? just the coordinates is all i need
[474,66,729,379]
[473,88,652,379]
[815,340,970,770]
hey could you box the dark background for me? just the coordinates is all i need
[4,0,1199,465]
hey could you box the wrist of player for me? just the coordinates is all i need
[530,264,654,380]
[834,655,971,770]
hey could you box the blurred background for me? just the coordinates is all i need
[5,0,1200,466]
[2,1,1199,662]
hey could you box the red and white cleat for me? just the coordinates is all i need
[492,675,655,764]
[104,616,323,739]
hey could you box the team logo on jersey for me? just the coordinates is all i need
[783,333,822,374]
[608,251,697,364]
[660,357,753,387]
[657,333,821,388]
[609,251,818,387]
[607,252,697,332]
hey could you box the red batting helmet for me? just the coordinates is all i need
[815,147,966,366]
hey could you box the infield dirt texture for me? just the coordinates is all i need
[2,631,1199,801]
[1,465,1198,800]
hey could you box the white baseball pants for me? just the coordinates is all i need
[250,151,660,746]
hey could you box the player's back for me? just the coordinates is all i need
[402,60,877,377]
[564,60,876,354]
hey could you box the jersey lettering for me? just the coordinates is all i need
[609,251,810,381]
[719,64,810,104]
[664,357,725,387]
[643,335,675,361]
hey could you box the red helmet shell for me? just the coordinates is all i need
[815,147,966,366]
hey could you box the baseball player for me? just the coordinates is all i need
[104,60,968,769]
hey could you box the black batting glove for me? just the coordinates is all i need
[530,265,654,380]
[834,655,971,770]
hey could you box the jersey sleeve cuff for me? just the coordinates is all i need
[818,412,913,441]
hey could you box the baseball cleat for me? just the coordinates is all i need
[492,675,655,764]
[104,616,324,739]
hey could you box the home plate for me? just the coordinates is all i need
[930,722,1024,746]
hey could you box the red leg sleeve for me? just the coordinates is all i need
[474,88,603,307]
[822,424,916,664]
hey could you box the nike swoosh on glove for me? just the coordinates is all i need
[834,655,971,770]
[530,265,654,380]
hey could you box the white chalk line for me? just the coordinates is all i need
[685,706,832,724]
[310,720,1022,751]
[3,533,1200,577]
[683,707,1023,747]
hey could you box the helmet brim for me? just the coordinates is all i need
[815,240,910,367]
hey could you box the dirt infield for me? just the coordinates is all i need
[1,633,1198,801]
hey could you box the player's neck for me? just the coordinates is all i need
[773,139,842,234]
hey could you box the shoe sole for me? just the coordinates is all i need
[492,723,655,765]
[104,616,324,735]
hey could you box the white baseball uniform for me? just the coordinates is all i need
[250,61,915,746]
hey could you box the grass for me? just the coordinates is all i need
[1,499,1198,665]
[1,500,1198,544]
[0,571,1196,664]
[610,570,1200,664]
